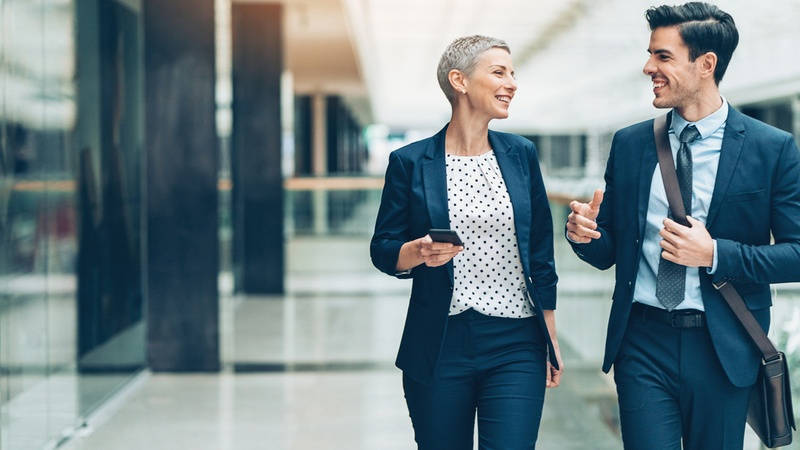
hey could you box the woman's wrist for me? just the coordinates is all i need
[542,310,558,342]
[396,239,424,271]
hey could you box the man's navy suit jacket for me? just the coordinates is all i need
[371,124,559,384]
[569,106,800,387]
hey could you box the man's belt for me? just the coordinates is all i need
[631,302,705,328]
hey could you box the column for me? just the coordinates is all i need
[144,0,220,371]
[231,2,284,293]
[311,93,328,235]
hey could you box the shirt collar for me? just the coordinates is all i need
[670,96,729,140]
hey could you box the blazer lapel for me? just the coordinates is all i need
[638,123,659,239]
[706,107,746,229]
[422,124,452,280]
[491,131,532,275]
[422,125,450,229]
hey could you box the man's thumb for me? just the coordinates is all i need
[589,189,604,211]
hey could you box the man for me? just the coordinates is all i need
[567,3,800,449]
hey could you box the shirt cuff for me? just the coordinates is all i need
[565,229,580,244]
[707,239,718,274]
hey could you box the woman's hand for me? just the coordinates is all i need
[418,235,463,267]
[542,310,564,388]
[396,235,464,271]
[546,342,564,389]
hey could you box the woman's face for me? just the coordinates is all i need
[462,48,517,119]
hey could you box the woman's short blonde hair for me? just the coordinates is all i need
[436,35,510,105]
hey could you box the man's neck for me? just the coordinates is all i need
[675,88,723,122]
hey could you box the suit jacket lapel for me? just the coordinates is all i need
[422,124,452,280]
[491,131,532,275]
[706,107,746,229]
[422,125,450,229]
[638,124,658,239]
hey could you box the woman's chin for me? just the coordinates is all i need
[494,110,510,120]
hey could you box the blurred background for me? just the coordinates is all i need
[1,0,799,449]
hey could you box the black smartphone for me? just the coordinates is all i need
[428,229,464,246]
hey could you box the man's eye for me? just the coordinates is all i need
[494,71,503,75]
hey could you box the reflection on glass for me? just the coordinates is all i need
[1,0,145,447]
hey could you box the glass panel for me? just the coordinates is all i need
[1,0,52,446]
[0,0,146,447]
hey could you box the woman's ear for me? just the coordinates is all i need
[448,69,467,95]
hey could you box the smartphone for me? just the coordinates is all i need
[428,229,464,246]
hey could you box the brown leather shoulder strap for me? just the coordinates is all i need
[715,282,780,361]
[653,114,689,227]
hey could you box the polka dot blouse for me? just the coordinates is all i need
[445,151,533,318]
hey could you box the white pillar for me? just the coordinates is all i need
[312,93,327,176]
[585,131,603,179]
[311,93,328,235]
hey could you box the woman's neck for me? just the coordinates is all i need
[445,109,491,156]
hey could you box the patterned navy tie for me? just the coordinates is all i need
[655,124,701,311]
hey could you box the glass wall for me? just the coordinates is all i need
[0,0,145,447]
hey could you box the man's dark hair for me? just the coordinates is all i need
[646,2,739,84]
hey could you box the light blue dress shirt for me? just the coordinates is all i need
[632,99,728,311]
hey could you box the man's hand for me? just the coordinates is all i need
[659,216,714,267]
[566,189,604,243]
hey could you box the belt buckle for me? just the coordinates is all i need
[671,311,702,328]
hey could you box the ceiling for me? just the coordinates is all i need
[341,0,800,133]
[3,0,799,135]
[283,0,365,96]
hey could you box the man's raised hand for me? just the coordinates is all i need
[566,189,604,244]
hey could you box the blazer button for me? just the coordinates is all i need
[628,281,632,287]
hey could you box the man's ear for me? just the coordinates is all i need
[698,51,718,81]
[448,69,467,94]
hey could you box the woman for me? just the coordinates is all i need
[370,35,562,448]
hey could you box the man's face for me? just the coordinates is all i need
[643,26,702,109]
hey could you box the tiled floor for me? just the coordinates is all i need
[54,235,800,449]
[58,366,626,450]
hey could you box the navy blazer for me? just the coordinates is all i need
[569,107,800,387]
[371,124,559,384]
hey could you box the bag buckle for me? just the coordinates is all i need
[763,353,783,365]
[712,280,728,290]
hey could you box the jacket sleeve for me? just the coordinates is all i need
[713,135,800,285]
[567,131,618,270]
[528,142,558,309]
[370,151,414,278]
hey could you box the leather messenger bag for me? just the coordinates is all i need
[653,114,796,448]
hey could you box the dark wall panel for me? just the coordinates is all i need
[294,95,312,176]
[144,0,219,371]
[76,0,145,370]
[231,3,284,294]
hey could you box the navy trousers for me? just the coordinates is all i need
[614,304,753,450]
[403,308,547,450]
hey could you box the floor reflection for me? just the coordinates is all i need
[58,232,800,449]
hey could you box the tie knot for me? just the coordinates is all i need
[679,125,701,144]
